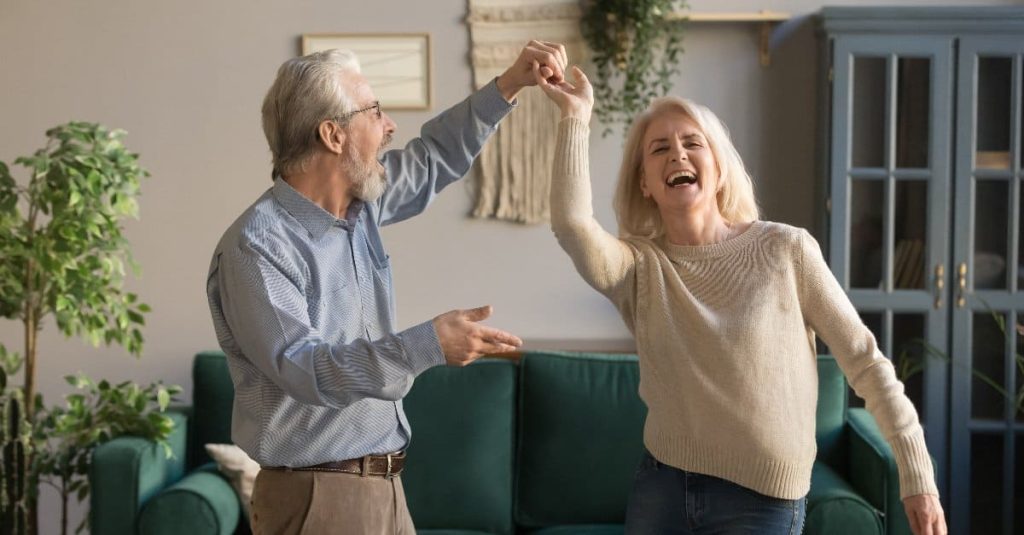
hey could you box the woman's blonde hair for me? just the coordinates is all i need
[613,96,759,239]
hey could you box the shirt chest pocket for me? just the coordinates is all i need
[363,230,392,283]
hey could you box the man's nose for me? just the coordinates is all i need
[383,113,397,135]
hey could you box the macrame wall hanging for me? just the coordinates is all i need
[467,0,585,224]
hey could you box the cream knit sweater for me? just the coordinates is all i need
[550,118,938,500]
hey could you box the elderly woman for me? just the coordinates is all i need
[534,63,946,535]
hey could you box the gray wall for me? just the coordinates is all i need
[0,0,1014,531]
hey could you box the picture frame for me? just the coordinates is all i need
[301,33,432,111]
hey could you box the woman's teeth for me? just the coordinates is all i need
[667,173,697,187]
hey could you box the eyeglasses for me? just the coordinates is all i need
[333,101,381,123]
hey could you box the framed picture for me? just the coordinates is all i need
[302,33,432,111]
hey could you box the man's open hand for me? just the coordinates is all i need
[433,306,523,366]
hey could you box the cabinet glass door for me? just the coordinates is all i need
[951,37,1024,535]
[829,36,953,492]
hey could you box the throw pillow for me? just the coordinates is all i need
[204,443,260,520]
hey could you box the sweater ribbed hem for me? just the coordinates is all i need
[891,429,939,498]
[645,419,813,500]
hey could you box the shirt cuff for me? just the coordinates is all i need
[471,78,517,126]
[400,320,446,374]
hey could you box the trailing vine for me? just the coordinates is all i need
[580,0,687,136]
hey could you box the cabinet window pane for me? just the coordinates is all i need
[892,313,926,416]
[1020,184,1024,293]
[853,57,887,168]
[896,58,930,169]
[894,180,927,289]
[1017,312,1024,424]
[971,434,1004,534]
[975,180,1009,290]
[976,57,1012,170]
[972,312,1007,421]
[849,312,884,408]
[1015,435,1023,529]
[851,180,884,289]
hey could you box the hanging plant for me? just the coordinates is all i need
[580,0,687,136]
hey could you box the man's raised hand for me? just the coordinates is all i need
[495,40,569,102]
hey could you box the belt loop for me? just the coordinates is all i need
[361,455,370,477]
[386,453,394,478]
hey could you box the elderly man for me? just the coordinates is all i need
[206,42,567,534]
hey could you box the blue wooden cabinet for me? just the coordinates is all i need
[818,7,1024,534]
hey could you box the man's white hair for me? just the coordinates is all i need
[261,49,361,178]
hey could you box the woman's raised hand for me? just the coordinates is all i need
[533,63,593,122]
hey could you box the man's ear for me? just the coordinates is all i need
[318,120,346,156]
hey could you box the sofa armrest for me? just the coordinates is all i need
[846,408,911,535]
[137,464,240,535]
[89,409,189,535]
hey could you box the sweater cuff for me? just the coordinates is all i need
[556,117,590,178]
[891,428,939,498]
[400,320,446,375]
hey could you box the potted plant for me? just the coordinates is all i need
[0,122,179,534]
[580,0,688,136]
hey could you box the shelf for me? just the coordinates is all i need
[666,10,792,66]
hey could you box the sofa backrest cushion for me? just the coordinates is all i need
[403,359,517,535]
[191,351,236,469]
[515,351,646,528]
[815,355,849,468]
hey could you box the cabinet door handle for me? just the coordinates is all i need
[934,263,945,309]
[957,262,968,308]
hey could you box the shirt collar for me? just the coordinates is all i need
[271,178,364,238]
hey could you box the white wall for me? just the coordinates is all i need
[0,0,1015,531]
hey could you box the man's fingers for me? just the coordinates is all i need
[464,303,495,319]
[480,326,523,348]
[532,61,548,87]
[537,40,568,70]
[525,41,564,82]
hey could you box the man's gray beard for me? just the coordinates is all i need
[345,146,387,202]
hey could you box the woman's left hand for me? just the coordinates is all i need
[902,494,946,535]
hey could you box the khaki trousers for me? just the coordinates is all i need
[250,468,416,535]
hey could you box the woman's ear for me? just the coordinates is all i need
[639,169,651,199]
[318,120,346,155]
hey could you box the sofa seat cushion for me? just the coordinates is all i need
[515,352,646,528]
[529,524,624,534]
[137,464,239,535]
[806,461,883,535]
[416,531,495,535]
[403,359,517,535]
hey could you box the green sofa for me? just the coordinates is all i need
[90,351,910,534]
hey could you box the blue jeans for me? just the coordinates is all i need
[625,450,806,535]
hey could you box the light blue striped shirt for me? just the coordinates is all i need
[206,80,513,467]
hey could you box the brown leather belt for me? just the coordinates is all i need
[262,451,405,478]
